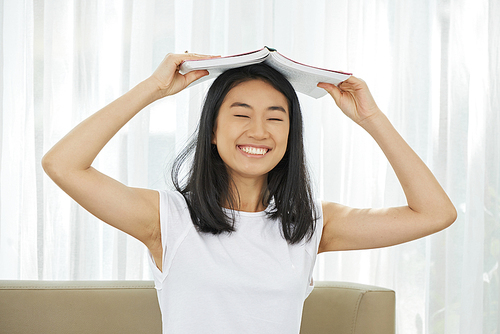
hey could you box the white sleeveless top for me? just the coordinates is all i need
[148,190,323,333]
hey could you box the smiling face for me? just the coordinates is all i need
[212,79,290,183]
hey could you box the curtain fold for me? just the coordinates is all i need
[1,0,499,332]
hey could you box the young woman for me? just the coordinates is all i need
[42,52,456,333]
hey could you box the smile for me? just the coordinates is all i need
[238,146,269,155]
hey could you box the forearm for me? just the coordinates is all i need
[319,77,456,252]
[43,78,161,177]
[360,111,456,222]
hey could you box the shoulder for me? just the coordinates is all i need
[306,199,325,248]
[156,189,189,211]
[321,201,351,221]
[318,201,353,253]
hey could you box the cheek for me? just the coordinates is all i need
[211,116,230,146]
[211,122,224,146]
[212,126,228,147]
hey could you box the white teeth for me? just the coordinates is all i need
[240,146,267,155]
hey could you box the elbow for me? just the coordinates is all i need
[42,148,90,184]
[448,204,458,227]
[450,203,458,222]
[41,151,64,182]
[437,202,457,232]
[41,153,52,176]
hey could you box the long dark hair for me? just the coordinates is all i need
[172,63,317,244]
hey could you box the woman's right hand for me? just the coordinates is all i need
[149,53,219,99]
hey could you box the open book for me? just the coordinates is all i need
[179,46,351,99]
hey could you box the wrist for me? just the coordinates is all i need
[358,110,391,134]
[139,77,167,103]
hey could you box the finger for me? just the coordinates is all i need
[182,52,211,58]
[169,53,221,67]
[341,76,367,91]
[186,54,222,64]
[183,69,210,85]
[317,82,342,102]
[178,52,220,60]
[317,82,336,92]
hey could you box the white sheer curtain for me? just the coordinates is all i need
[1,0,499,332]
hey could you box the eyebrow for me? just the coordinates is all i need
[230,102,287,113]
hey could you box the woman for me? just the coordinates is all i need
[42,52,456,333]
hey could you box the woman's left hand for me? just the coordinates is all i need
[318,76,381,126]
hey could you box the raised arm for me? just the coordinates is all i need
[42,53,215,267]
[317,77,457,253]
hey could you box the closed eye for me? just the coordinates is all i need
[268,118,284,121]
[234,114,250,118]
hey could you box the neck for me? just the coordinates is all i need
[227,175,268,212]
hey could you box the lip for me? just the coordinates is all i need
[237,145,272,157]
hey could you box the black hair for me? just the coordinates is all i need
[171,63,317,244]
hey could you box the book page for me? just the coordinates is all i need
[179,48,269,74]
[265,52,350,98]
[178,48,270,87]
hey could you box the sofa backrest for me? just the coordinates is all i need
[0,280,395,334]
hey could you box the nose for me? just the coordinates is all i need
[247,118,269,140]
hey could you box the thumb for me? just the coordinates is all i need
[318,82,342,106]
[184,69,210,86]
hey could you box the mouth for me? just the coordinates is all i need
[238,145,270,156]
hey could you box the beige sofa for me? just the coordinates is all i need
[0,280,395,333]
